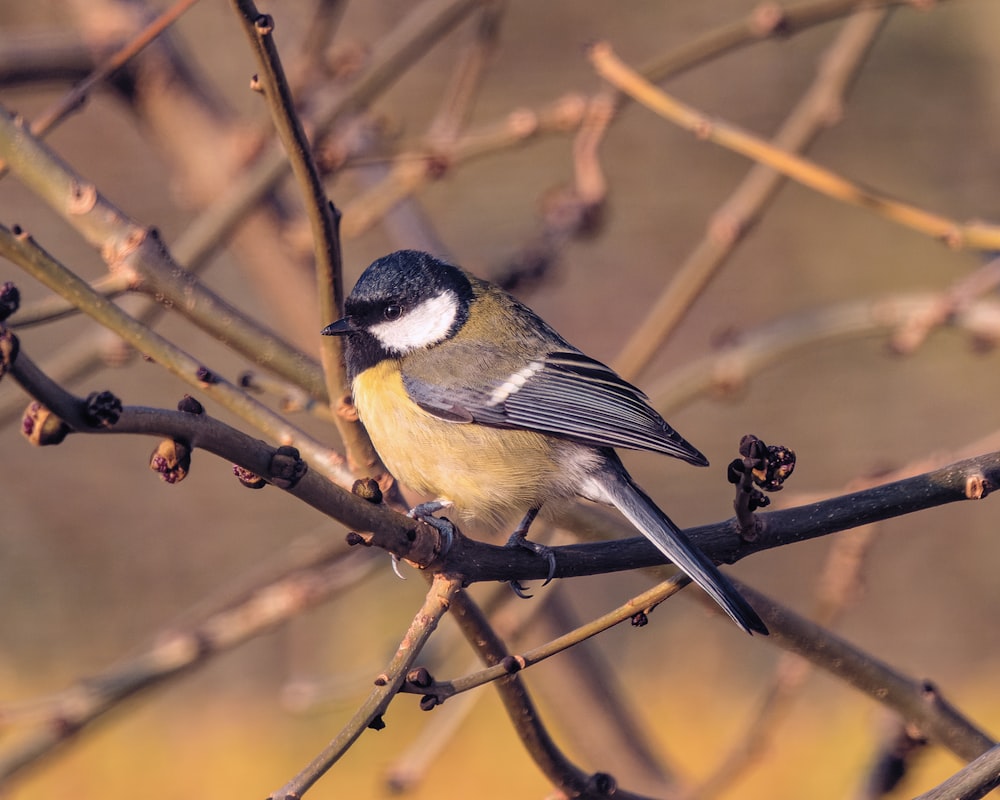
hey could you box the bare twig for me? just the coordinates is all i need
[10,271,133,326]
[447,589,659,800]
[890,255,1000,354]
[0,225,353,487]
[268,573,463,800]
[911,743,1000,800]
[231,0,385,480]
[0,545,376,784]
[646,292,1000,416]
[589,42,1000,252]
[612,6,889,381]
[0,100,329,401]
[400,574,689,702]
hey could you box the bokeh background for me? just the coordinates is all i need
[1,0,999,798]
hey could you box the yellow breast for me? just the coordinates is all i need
[352,361,568,528]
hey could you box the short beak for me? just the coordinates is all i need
[321,317,356,336]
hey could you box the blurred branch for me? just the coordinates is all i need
[647,291,1000,416]
[269,573,463,800]
[589,42,1000,252]
[1,0,482,413]
[633,0,933,85]
[193,0,484,253]
[0,98,329,400]
[342,0,938,257]
[288,0,348,89]
[890,255,1000,353]
[853,714,927,800]
[742,584,996,762]
[687,524,880,800]
[612,6,889,381]
[0,0,201,176]
[0,32,120,85]
[531,590,678,792]
[339,1,506,241]
[426,1,504,147]
[0,543,377,785]
[10,271,133,326]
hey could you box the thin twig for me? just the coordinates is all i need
[10,271,133,326]
[340,0,940,247]
[289,0,348,90]
[400,574,688,702]
[0,101,329,401]
[269,573,463,800]
[0,225,353,487]
[891,255,1000,354]
[231,0,384,480]
[645,292,1000,416]
[588,42,1000,252]
[447,589,659,800]
[612,6,889,381]
[191,0,484,253]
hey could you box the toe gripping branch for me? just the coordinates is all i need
[344,481,456,571]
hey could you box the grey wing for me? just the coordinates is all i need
[403,349,708,465]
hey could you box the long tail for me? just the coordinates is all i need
[587,466,767,635]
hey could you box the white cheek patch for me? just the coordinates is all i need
[369,291,459,354]
[488,361,545,406]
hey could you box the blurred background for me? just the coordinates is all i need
[1,0,999,798]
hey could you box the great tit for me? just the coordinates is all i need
[322,250,766,635]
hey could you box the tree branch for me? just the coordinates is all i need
[912,743,1000,800]
[268,573,463,800]
[588,41,1000,252]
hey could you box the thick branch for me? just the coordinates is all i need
[10,336,1000,588]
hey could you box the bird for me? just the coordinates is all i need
[322,249,767,635]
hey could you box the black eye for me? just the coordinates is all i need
[383,304,402,321]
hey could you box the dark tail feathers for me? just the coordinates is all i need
[601,469,767,635]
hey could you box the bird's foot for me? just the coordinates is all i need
[388,501,456,580]
[505,529,557,598]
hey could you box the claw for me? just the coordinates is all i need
[390,553,406,580]
[504,506,555,597]
[506,533,557,587]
